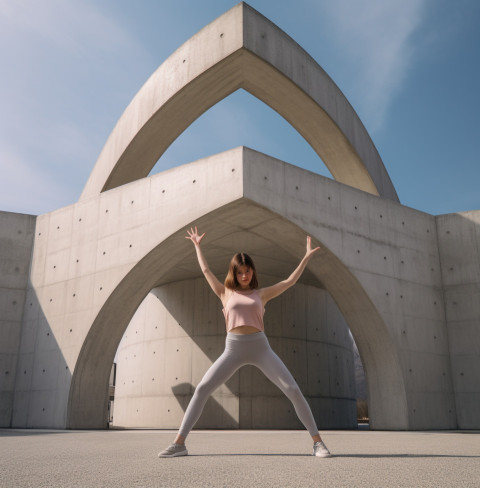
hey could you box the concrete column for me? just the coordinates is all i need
[437,211,480,428]
[0,211,36,427]
[112,277,356,430]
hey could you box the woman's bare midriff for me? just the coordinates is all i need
[228,325,261,335]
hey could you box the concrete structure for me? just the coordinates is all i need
[0,212,36,427]
[113,280,357,430]
[0,2,479,431]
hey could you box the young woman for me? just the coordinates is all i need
[158,227,332,458]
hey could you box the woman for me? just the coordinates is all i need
[158,227,332,458]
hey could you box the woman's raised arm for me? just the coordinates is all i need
[186,227,225,300]
[259,236,320,304]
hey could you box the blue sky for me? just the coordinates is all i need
[1,0,479,216]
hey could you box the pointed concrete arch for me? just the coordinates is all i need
[67,198,407,430]
[80,2,398,202]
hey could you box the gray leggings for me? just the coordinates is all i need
[178,332,318,437]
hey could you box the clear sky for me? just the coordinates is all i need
[1,0,479,217]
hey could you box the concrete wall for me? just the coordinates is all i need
[242,149,457,430]
[0,211,36,427]
[436,211,480,429]
[5,148,479,430]
[113,279,356,430]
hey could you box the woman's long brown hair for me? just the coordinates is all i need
[224,252,259,290]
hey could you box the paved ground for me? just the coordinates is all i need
[1,428,479,487]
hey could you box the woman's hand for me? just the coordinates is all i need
[259,235,320,304]
[185,226,205,246]
[305,236,320,259]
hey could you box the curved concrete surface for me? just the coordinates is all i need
[112,280,357,430]
[80,3,398,201]
[8,148,460,430]
[68,150,410,430]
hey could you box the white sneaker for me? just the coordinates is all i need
[158,443,188,458]
[313,441,332,457]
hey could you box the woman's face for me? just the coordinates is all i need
[236,265,253,289]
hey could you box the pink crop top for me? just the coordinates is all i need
[223,290,265,332]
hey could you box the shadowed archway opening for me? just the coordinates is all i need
[67,200,407,430]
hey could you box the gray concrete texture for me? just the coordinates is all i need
[0,211,36,426]
[1,1,479,434]
[80,2,398,201]
[5,147,479,431]
[1,429,479,488]
[113,280,357,429]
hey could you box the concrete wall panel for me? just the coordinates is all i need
[113,279,356,430]
[437,211,480,428]
[0,211,35,427]
[3,150,479,431]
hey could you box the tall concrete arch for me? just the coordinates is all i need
[67,192,407,429]
[9,144,460,431]
[80,2,398,202]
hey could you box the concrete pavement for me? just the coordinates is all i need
[1,428,479,487]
